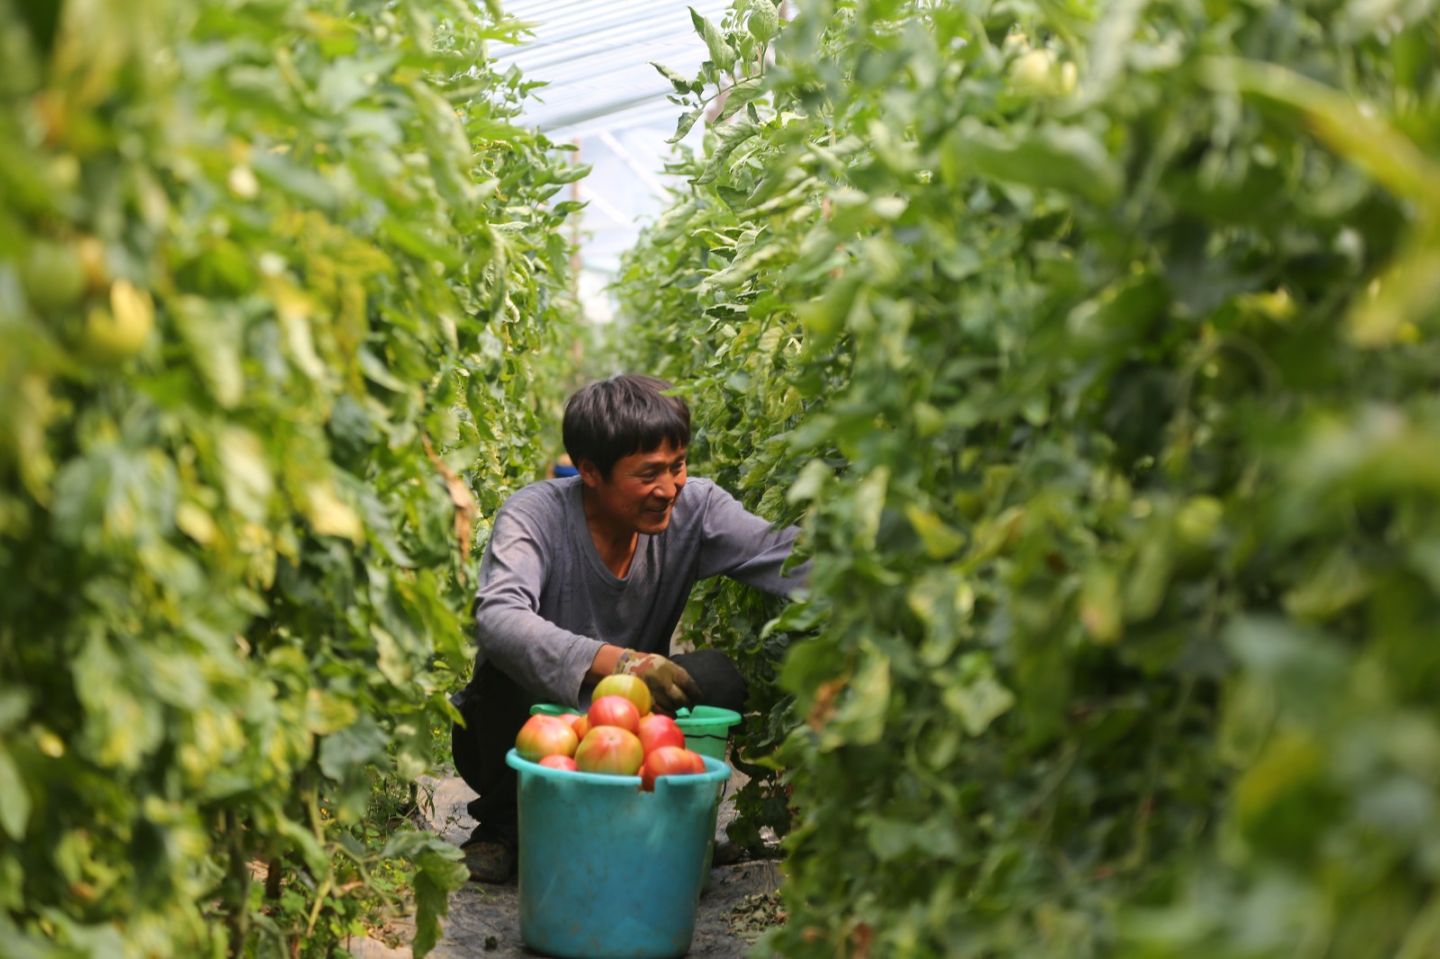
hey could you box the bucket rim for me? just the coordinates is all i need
[529,702,743,728]
[528,703,578,716]
[674,704,742,727]
[505,748,731,787]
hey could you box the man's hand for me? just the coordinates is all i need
[614,650,702,714]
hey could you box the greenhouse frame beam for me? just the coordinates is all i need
[597,130,670,198]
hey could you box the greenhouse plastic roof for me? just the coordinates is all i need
[495,0,730,140]
[490,0,733,295]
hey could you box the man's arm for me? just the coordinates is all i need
[586,644,623,682]
[476,499,703,712]
[473,506,604,706]
[695,482,810,594]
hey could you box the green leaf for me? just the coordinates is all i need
[381,218,463,268]
[305,689,359,736]
[1283,550,1371,622]
[794,275,862,344]
[787,458,832,504]
[0,746,30,840]
[689,7,735,72]
[0,690,30,732]
[904,505,966,559]
[668,108,702,144]
[1080,0,1150,107]
[277,815,330,875]
[252,152,340,209]
[173,297,244,408]
[851,466,889,551]
[550,161,592,185]
[942,671,1015,737]
[941,119,1120,204]
[1212,57,1440,213]
[411,842,468,957]
[1347,238,1440,348]
[651,60,694,94]
[218,427,274,523]
[819,645,890,750]
[866,813,960,861]
[319,716,388,781]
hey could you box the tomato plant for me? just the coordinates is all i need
[618,0,1440,955]
[0,0,583,955]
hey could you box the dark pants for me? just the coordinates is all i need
[450,649,747,844]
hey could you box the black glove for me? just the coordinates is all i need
[614,650,703,714]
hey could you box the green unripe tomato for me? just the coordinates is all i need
[20,240,87,314]
[1010,49,1075,97]
[1175,496,1223,548]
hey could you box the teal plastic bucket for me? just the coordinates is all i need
[505,748,732,959]
[673,705,742,761]
[529,703,742,760]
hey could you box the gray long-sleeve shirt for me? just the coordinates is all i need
[471,475,806,707]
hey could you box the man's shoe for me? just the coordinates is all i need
[461,836,516,884]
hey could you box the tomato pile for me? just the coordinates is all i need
[514,674,709,790]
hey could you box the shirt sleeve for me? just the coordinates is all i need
[695,483,810,595]
[471,503,602,707]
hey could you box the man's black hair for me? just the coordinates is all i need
[562,374,691,479]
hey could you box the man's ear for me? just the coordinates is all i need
[578,459,604,487]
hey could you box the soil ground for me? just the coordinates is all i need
[350,765,782,958]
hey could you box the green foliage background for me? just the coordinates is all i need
[616,0,1440,955]
[0,0,582,954]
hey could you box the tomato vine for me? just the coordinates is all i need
[617,1,1440,955]
[0,1,582,954]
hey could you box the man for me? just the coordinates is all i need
[451,374,807,882]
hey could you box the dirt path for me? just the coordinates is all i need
[352,769,782,958]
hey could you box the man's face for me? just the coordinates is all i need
[581,440,688,536]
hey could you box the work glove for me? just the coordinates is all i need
[614,650,703,715]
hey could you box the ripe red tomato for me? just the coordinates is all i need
[636,713,685,755]
[574,726,644,775]
[587,695,641,734]
[514,715,579,762]
[641,746,705,791]
[538,754,579,772]
[558,712,589,739]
